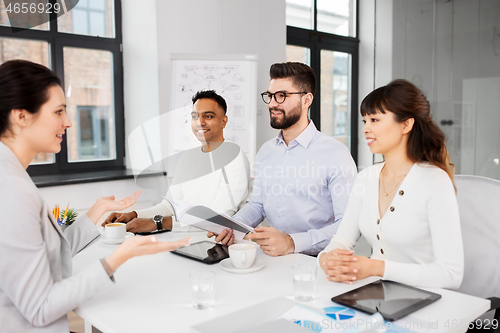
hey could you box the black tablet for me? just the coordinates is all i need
[331,280,441,321]
[171,241,229,264]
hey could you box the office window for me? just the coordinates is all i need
[320,50,352,148]
[77,106,111,160]
[286,45,310,66]
[286,0,313,30]
[0,0,124,175]
[0,0,49,31]
[317,0,356,37]
[286,0,356,38]
[286,0,359,161]
[58,0,115,38]
[64,47,116,162]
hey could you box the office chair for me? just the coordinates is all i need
[455,174,500,331]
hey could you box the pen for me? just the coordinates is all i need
[62,203,69,225]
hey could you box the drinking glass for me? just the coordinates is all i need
[190,270,216,309]
[292,264,317,301]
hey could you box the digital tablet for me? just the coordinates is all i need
[171,241,229,264]
[331,280,441,321]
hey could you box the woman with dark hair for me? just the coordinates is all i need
[319,79,464,289]
[0,60,190,332]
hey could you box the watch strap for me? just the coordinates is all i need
[153,215,163,230]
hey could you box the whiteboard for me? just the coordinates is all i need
[170,54,257,168]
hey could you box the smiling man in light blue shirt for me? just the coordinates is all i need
[211,62,357,256]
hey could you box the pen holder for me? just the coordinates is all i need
[60,208,78,226]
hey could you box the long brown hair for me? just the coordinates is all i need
[360,79,455,184]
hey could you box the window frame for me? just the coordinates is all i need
[287,0,360,164]
[0,0,124,176]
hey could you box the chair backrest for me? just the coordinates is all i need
[455,174,500,300]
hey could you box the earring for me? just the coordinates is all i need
[23,123,26,126]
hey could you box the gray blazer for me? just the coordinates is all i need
[0,142,114,332]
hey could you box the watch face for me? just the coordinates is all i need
[153,215,162,222]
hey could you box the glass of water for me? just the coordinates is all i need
[190,270,216,309]
[292,264,317,302]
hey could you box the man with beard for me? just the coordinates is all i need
[208,62,357,256]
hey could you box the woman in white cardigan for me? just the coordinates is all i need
[0,60,190,332]
[319,79,464,289]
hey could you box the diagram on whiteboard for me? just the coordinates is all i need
[171,59,255,157]
[177,64,245,93]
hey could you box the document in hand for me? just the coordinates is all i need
[163,197,254,241]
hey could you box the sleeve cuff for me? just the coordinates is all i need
[70,213,96,232]
[317,250,328,266]
[88,260,116,287]
[77,213,94,226]
[382,260,402,284]
[100,258,116,278]
[136,200,175,219]
[289,232,311,254]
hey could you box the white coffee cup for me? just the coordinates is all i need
[229,244,257,269]
[105,222,126,240]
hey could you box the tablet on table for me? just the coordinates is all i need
[171,241,229,264]
[331,280,441,321]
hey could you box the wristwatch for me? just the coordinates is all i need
[153,214,163,231]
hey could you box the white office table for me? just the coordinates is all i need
[72,231,490,333]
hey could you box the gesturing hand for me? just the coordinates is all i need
[105,236,191,272]
[246,227,295,257]
[121,235,190,256]
[96,190,141,213]
[88,190,141,224]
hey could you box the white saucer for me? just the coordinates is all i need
[102,232,134,244]
[219,257,266,274]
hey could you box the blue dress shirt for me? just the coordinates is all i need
[233,120,357,255]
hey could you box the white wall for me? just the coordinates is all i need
[357,0,376,169]
[374,0,393,88]
[39,0,287,212]
[122,0,161,171]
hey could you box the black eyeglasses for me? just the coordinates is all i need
[260,91,307,104]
